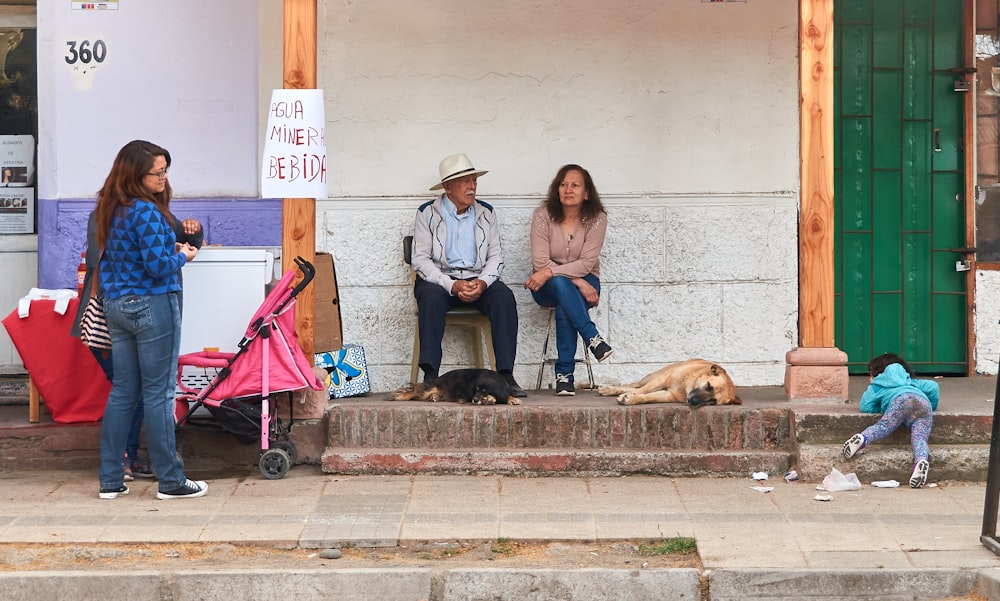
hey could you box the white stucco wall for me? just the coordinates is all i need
[975,271,1000,375]
[316,0,799,196]
[37,0,260,199]
[302,0,802,390]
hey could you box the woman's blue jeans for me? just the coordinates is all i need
[530,274,601,377]
[99,293,186,491]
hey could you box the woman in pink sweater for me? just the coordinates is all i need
[524,164,610,396]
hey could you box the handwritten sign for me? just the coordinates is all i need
[261,89,328,199]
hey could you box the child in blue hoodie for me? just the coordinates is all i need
[842,352,939,488]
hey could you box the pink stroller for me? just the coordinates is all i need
[175,256,324,479]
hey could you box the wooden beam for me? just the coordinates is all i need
[798,0,835,348]
[282,0,317,355]
[963,0,976,375]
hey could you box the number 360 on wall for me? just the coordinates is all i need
[64,40,107,65]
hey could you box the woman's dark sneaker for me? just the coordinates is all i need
[99,484,129,500]
[588,335,613,362]
[555,373,575,396]
[157,479,208,500]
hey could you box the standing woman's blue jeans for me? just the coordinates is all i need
[99,293,186,491]
[530,274,601,376]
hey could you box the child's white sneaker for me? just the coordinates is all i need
[842,433,866,459]
[909,459,929,488]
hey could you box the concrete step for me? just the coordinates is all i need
[790,406,992,482]
[793,409,992,444]
[2,377,993,483]
[796,443,990,483]
[320,447,794,477]
[324,402,794,451]
[320,401,795,476]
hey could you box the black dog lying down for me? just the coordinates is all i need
[390,369,521,405]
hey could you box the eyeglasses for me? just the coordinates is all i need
[146,169,169,180]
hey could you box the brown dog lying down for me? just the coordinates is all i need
[390,368,521,405]
[597,359,741,408]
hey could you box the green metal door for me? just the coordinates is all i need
[834,0,968,374]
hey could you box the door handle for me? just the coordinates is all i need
[934,129,942,152]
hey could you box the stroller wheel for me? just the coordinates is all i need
[259,448,291,480]
[272,441,298,465]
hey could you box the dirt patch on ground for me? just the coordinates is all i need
[0,540,701,572]
[0,543,990,601]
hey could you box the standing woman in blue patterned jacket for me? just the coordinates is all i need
[93,140,207,501]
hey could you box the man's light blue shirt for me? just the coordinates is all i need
[441,195,477,270]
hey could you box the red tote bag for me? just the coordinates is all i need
[2,298,110,423]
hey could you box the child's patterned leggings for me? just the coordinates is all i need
[861,393,933,462]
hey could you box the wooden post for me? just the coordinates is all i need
[799,0,834,349]
[282,0,317,355]
[963,0,976,376]
[786,0,849,400]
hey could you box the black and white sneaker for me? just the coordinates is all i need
[588,335,613,362]
[909,459,929,488]
[99,484,129,500]
[842,433,866,459]
[157,479,208,500]
[555,373,575,396]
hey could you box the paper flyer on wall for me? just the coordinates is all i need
[0,187,33,234]
[0,135,34,187]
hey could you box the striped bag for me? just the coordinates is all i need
[79,296,111,350]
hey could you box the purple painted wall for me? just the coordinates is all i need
[38,198,283,289]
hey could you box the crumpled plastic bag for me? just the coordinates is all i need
[818,467,861,492]
[871,480,900,488]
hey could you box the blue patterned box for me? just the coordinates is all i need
[314,343,370,399]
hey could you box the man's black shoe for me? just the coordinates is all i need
[503,372,528,397]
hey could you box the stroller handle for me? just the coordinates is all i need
[289,256,315,298]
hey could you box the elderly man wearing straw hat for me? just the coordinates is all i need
[410,153,526,397]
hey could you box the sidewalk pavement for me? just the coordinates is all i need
[2,466,999,572]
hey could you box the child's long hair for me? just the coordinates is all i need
[868,352,912,377]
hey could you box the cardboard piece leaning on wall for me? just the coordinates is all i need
[313,252,343,352]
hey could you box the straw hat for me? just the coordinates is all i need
[429,153,489,191]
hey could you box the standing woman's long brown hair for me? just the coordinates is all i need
[95,140,173,248]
